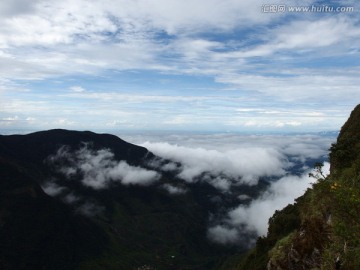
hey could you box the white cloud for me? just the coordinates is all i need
[126,132,334,162]
[42,181,66,196]
[1,85,351,131]
[0,0,337,82]
[142,141,286,185]
[104,0,284,35]
[208,176,232,192]
[0,1,358,133]
[207,225,240,245]
[50,145,161,189]
[135,133,334,195]
[243,119,302,128]
[123,132,335,245]
[229,17,360,59]
[63,192,80,204]
[107,161,161,186]
[162,183,187,195]
[54,118,76,127]
[70,86,86,92]
[0,0,314,49]
[274,17,360,50]
[216,71,360,103]
[2,115,18,121]
[208,162,330,244]
[0,0,40,18]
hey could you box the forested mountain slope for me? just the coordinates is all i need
[0,129,238,270]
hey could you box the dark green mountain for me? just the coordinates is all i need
[0,129,244,270]
[227,104,360,270]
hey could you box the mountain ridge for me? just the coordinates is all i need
[0,128,242,270]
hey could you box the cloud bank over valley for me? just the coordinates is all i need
[124,132,335,244]
[41,132,335,244]
[48,144,161,189]
[144,141,286,186]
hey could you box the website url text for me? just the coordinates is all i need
[261,5,355,13]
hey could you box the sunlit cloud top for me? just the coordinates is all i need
[0,0,359,132]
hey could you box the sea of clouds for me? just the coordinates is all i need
[122,132,335,244]
[42,131,335,245]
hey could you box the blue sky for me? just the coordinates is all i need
[0,0,359,132]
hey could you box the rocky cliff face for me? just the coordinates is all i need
[330,104,360,175]
[234,104,360,270]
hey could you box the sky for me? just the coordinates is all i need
[0,0,359,132]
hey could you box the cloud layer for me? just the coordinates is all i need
[49,144,161,189]
[144,141,286,185]
[41,132,336,245]
[128,132,335,244]
[135,132,334,189]
[207,162,330,245]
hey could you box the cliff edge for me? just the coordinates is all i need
[232,104,360,270]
